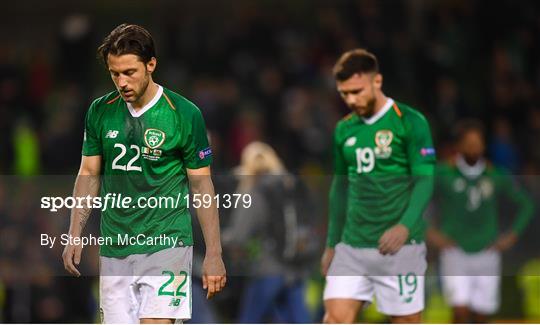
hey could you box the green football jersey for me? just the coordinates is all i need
[82,85,212,257]
[435,157,533,253]
[327,98,436,248]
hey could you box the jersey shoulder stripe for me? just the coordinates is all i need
[162,87,204,117]
[393,101,430,128]
[392,102,402,118]
[162,91,176,110]
[106,94,121,105]
[91,91,122,110]
[341,112,354,121]
[335,112,359,133]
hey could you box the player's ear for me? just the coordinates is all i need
[373,73,383,89]
[146,57,157,73]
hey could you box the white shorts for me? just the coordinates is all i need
[100,246,192,324]
[440,247,501,314]
[324,242,427,316]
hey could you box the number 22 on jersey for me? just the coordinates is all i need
[111,143,142,171]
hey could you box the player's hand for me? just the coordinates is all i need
[320,247,335,276]
[378,224,409,255]
[62,240,83,277]
[427,229,456,250]
[202,253,226,299]
[490,231,518,252]
[437,237,456,251]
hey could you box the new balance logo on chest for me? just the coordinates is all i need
[345,137,357,147]
[106,130,119,138]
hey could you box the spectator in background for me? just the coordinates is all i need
[433,77,467,136]
[40,82,84,173]
[522,107,540,165]
[57,14,93,88]
[489,117,521,173]
[223,142,318,323]
[0,56,23,174]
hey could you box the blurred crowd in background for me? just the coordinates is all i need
[1,0,540,322]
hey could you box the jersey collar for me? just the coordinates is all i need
[126,85,163,118]
[456,154,486,179]
[361,98,394,125]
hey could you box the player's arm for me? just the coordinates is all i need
[426,212,456,250]
[491,172,534,251]
[181,103,226,298]
[187,166,226,299]
[62,155,102,276]
[63,100,103,276]
[425,165,456,250]
[379,111,435,255]
[322,127,348,275]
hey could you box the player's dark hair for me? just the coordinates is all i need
[333,49,379,81]
[454,119,485,142]
[97,24,156,66]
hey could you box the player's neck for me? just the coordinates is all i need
[370,93,388,116]
[131,81,159,111]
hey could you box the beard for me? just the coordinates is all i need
[352,95,377,118]
[121,73,150,103]
[463,152,482,165]
[138,74,150,98]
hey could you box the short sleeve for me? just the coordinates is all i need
[404,112,436,175]
[82,101,102,156]
[181,106,213,169]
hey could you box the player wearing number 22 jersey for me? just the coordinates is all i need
[62,24,226,324]
[322,49,435,323]
[83,83,209,257]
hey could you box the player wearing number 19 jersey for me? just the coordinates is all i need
[321,49,435,323]
[62,24,226,324]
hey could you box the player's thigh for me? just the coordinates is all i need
[100,255,139,324]
[469,249,501,314]
[323,244,375,303]
[470,275,501,315]
[323,274,374,323]
[324,243,375,297]
[372,275,425,317]
[439,247,466,276]
[100,275,139,324]
[372,244,427,316]
[136,246,193,322]
[440,247,474,307]
[324,274,374,300]
[441,275,472,307]
[323,298,364,323]
[324,242,373,282]
[323,244,374,323]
